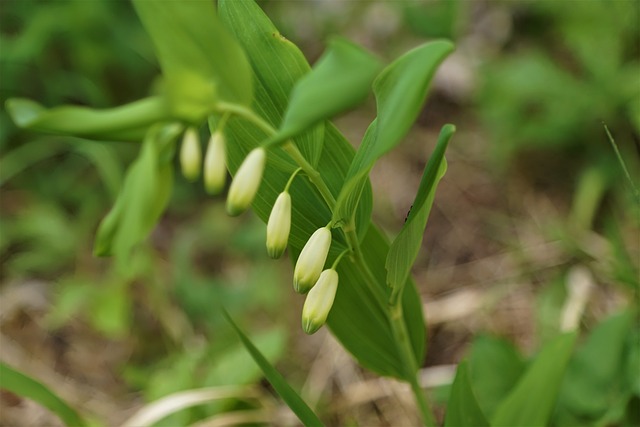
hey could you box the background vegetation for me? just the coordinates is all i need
[1,0,638,425]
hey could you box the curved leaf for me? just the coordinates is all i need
[387,124,455,303]
[333,40,454,227]
[5,97,170,142]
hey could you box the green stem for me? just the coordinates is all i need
[410,375,436,427]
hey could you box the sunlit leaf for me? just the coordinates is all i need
[386,124,454,303]
[222,310,324,426]
[0,362,87,427]
[132,0,252,122]
[270,37,382,144]
[444,361,489,427]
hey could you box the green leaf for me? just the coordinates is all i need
[556,310,634,420]
[466,335,525,419]
[492,332,578,427]
[0,362,87,427]
[445,361,490,427]
[386,124,454,303]
[132,0,252,122]
[333,40,454,227]
[218,0,323,167]
[217,0,422,379]
[222,310,324,427]
[270,37,382,144]
[5,97,170,142]
[94,123,181,260]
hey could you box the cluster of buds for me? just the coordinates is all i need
[179,127,228,195]
[202,137,341,335]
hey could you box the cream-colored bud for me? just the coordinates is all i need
[266,192,291,259]
[293,226,331,293]
[226,147,266,216]
[302,269,338,334]
[180,127,201,181]
[204,131,227,195]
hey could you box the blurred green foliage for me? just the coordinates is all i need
[1,2,290,423]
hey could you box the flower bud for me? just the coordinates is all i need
[293,226,331,293]
[226,147,266,216]
[266,192,291,259]
[180,127,201,182]
[302,269,338,334]
[204,131,227,195]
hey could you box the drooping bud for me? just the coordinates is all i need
[266,192,291,259]
[293,226,331,293]
[204,131,227,195]
[180,127,201,182]
[302,269,339,334]
[226,147,266,216]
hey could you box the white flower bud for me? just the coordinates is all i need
[266,192,291,259]
[204,131,227,195]
[180,127,201,182]
[226,147,266,216]
[293,226,331,293]
[302,269,338,334]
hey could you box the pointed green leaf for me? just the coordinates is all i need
[333,40,454,227]
[94,123,181,259]
[222,310,324,427]
[5,97,170,142]
[492,332,578,427]
[386,124,454,303]
[445,361,490,427]
[132,0,252,122]
[270,37,382,144]
[0,362,87,427]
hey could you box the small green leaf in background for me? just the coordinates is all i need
[554,310,634,424]
[132,0,253,122]
[271,37,383,144]
[0,362,87,427]
[492,331,577,427]
[5,96,169,142]
[333,40,454,227]
[222,309,324,427]
[467,335,525,418]
[386,124,454,303]
[444,361,489,427]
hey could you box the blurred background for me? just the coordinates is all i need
[1,0,638,425]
